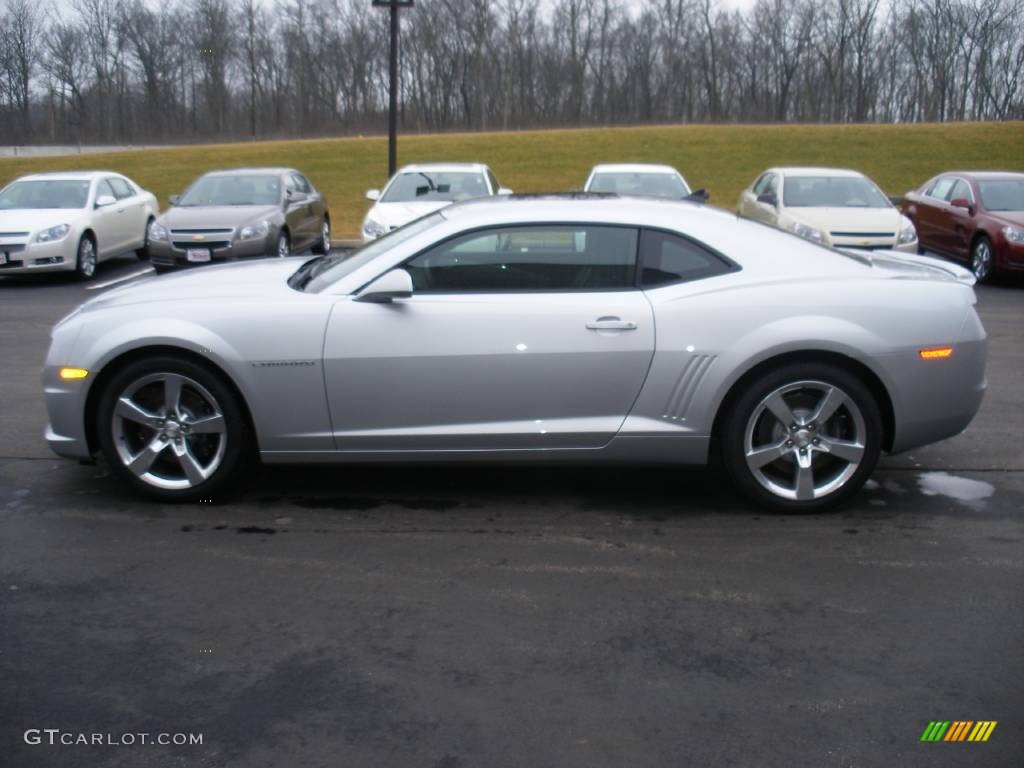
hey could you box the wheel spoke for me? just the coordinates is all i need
[764,392,798,428]
[794,451,815,500]
[173,441,207,485]
[127,435,167,476]
[746,437,791,470]
[115,397,162,428]
[816,437,864,464]
[810,386,846,425]
[163,374,184,416]
[187,413,225,435]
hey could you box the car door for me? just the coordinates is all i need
[739,173,769,218]
[945,178,976,258]
[108,176,148,250]
[286,173,317,248]
[321,224,655,451]
[744,173,779,225]
[90,179,127,257]
[918,177,955,253]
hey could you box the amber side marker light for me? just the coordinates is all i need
[59,367,89,380]
[919,347,954,360]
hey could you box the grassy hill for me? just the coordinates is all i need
[2,122,1022,239]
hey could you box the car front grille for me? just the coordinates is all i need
[0,231,30,238]
[830,231,896,238]
[169,227,234,236]
[171,240,231,251]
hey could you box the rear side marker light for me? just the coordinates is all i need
[59,367,89,380]
[919,347,953,360]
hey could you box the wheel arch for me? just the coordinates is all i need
[83,344,259,456]
[709,349,896,454]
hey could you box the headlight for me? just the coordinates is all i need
[34,224,71,243]
[898,221,918,244]
[788,221,825,244]
[149,222,168,241]
[363,218,387,238]
[1003,225,1024,244]
[239,220,270,240]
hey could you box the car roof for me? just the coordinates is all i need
[770,167,866,178]
[202,167,296,176]
[395,163,489,174]
[943,171,1024,181]
[589,164,680,175]
[17,171,120,182]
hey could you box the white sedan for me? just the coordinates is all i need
[584,163,692,199]
[737,167,917,252]
[0,171,158,279]
[362,163,511,242]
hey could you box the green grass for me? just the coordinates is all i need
[2,122,1022,238]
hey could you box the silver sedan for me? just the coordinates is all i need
[42,196,987,511]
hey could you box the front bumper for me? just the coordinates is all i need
[0,238,76,274]
[830,238,918,254]
[995,240,1024,272]
[148,234,274,269]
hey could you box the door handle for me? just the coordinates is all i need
[586,317,637,331]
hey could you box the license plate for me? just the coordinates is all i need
[0,252,7,265]
[186,249,211,263]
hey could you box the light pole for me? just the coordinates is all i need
[372,0,413,177]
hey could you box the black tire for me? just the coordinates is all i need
[970,235,994,284]
[75,234,97,280]
[275,230,291,258]
[720,362,882,513]
[96,355,252,502]
[312,217,330,255]
[136,217,154,260]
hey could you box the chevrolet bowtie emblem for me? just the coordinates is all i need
[193,234,204,241]
[861,240,870,245]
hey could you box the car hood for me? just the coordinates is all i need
[82,258,303,311]
[157,205,281,228]
[366,200,452,229]
[988,210,1024,227]
[0,208,86,235]
[786,207,904,234]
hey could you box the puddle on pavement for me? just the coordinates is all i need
[916,471,995,511]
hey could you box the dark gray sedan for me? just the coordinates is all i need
[147,168,330,272]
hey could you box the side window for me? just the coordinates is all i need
[752,173,773,195]
[95,179,116,201]
[486,170,500,194]
[107,177,133,200]
[928,178,955,201]
[405,225,639,293]
[639,230,733,287]
[947,179,973,203]
[291,173,312,194]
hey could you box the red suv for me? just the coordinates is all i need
[900,171,1024,283]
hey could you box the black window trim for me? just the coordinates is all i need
[636,226,741,290]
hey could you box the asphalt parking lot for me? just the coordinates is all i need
[1,254,1022,767]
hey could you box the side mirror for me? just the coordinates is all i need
[497,187,513,195]
[95,194,116,208]
[686,188,710,203]
[355,268,413,303]
[365,189,381,202]
[756,192,778,207]
[888,194,904,206]
[168,194,181,206]
[949,197,973,212]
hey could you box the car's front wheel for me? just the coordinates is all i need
[312,217,330,254]
[136,217,154,260]
[96,356,251,501]
[970,236,994,283]
[75,235,97,280]
[720,363,882,513]
[275,230,291,258]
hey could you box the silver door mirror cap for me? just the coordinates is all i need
[95,194,117,208]
[497,187,513,195]
[354,268,413,303]
[365,189,381,201]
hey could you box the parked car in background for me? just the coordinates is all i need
[362,163,511,241]
[44,196,985,512]
[0,171,158,280]
[583,163,692,199]
[148,168,330,272]
[899,171,1024,283]
[738,167,918,253]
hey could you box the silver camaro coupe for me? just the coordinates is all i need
[42,196,986,511]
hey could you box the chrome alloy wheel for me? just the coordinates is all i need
[321,219,330,252]
[111,372,227,490]
[743,380,866,501]
[78,238,96,277]
[971,239,992,282]
[277,232,290,258]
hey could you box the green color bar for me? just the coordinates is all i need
[920,722,938,741]
[932,721,951,741]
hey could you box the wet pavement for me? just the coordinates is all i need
[1,257,1022,766]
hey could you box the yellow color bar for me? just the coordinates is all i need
[59,367,89,380]
[919,347,953,360]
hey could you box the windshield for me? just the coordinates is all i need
[381,171,489,203]
[300,212,445,293]
[587,172,690,198]
[178,174,282,206]
[0,180,91,209]
[978,180,1024,211]
[783,176,890,208]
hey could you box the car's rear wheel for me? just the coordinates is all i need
[75,235,97,280]
[721,363,882,512]
[96,356,250,501]
[970,236,994,283]
[312,217,330,254]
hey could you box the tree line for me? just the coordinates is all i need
[1,0,1022,146]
